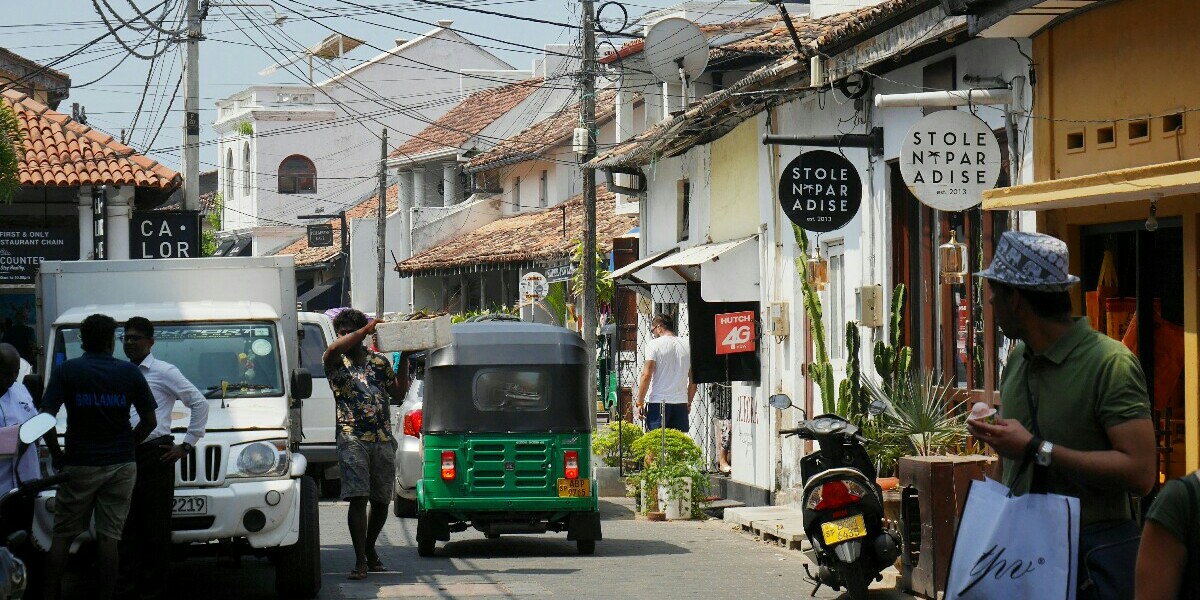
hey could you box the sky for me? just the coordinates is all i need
[2,0,692,173]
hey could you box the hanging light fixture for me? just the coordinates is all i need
[807,245,829,291]
[1145,193,1161,232]
[939,230,968,285]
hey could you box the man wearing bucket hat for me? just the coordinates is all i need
[968,231,1156,599]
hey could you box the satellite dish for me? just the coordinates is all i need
[643,17,709,82]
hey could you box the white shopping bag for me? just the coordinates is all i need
[945,478,1079,600]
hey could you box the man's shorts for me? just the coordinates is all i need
[644,402,690,433]
[337,434,396,505]
[53,463,137,540]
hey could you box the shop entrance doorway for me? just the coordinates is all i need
[1080,220,1187,482]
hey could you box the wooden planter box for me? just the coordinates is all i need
[897,455,996,599]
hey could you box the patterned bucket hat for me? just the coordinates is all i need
[976,231,1080,292]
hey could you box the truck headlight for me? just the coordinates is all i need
[229,439,289,478]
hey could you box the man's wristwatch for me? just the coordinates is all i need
[1035,440,1053,467]
[180,441,194,453]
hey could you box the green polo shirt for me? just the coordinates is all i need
[1000,318,1152,526]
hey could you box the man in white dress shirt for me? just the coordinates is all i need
[116,317,209,600]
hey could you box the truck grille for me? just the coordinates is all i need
[467,440,551,492]
[177,444,225,486]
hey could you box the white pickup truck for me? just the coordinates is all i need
[31,257,321,599]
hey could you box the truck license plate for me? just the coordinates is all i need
[557,478,590,498]
[820,514,866,545]
[172,496,208,516]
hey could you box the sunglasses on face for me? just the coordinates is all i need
[119,334,148,342]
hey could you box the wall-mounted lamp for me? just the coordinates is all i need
[1146,193,1162,232]
[939,230,968,285]
[807,246,828,291]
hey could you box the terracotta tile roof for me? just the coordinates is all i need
[274,184,398,266]
[396,185,636,275]
[390,78,543,160]
[714,0,933,57]
[599,16,780,65]
[465,87,619,173]
[3,89,181,190]
[589,0,945,168]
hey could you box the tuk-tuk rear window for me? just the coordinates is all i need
[473,369,550,412]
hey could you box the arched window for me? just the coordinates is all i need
[242,143,252,196]
[278,155,316,194]
[225,149,234,199]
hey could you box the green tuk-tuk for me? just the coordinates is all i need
[415,321,603,556]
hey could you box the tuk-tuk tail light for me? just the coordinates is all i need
[564,450,579,479]
[441,451,456,480]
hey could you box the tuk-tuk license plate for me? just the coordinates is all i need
[172,496,208,516]
[557,478,591,498]
[820,514,866,545]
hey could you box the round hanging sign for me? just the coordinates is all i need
[777,150,862,233]
[900,110,1002,211]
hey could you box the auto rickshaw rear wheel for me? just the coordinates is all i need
[576,539,595,555]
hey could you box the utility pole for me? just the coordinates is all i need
[183,0,201,211]
[580,0,599,415]
[377,129,388,318]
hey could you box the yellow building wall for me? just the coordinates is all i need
[1031,0,1200,473]
[709,118,760,243]
[1032,0,1200,182]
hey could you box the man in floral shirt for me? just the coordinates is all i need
[323,309,412,579]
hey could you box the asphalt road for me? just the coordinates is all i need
[62,498,916,600]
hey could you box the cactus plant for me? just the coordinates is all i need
[837,321,864,424]
[874,283,912,388]
[792,225,835,412]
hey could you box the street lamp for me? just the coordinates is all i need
[212,2,288,25]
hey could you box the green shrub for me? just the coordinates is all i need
[633,458,710,517]
[630,428,702,466]
[592,422,643,469]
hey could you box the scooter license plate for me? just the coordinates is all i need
[557,478,591,497]
[172,496,208,516]
[820,514,867,545]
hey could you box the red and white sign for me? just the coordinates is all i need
[715,311,756,355]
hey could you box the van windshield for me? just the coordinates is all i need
[53,322,284,399]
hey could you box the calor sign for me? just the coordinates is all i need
[714,311,756,355]
[900,110,1002,211]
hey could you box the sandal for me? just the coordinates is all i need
[367,559,387,572]
[347,567,368,580]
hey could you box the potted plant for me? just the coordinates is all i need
[590,422,643,496]
[625,428,709,519]
[863,370,969,460]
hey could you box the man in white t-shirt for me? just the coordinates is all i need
[636,314,695,432]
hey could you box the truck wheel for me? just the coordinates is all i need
[576,539,595,555]
[275,477,321,599]
[416,513,436,557]
[393,495,417,518]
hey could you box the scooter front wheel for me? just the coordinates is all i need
[839,560,870,600]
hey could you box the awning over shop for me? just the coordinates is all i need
[655,235,757,268]
[213,239,236,256]
[654,235,760,303]
[609,247,678,283]
[982,158,1200,212]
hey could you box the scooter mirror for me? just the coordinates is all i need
[18,413,56,445]
[768,394,793,410]
[868,399,888,416]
